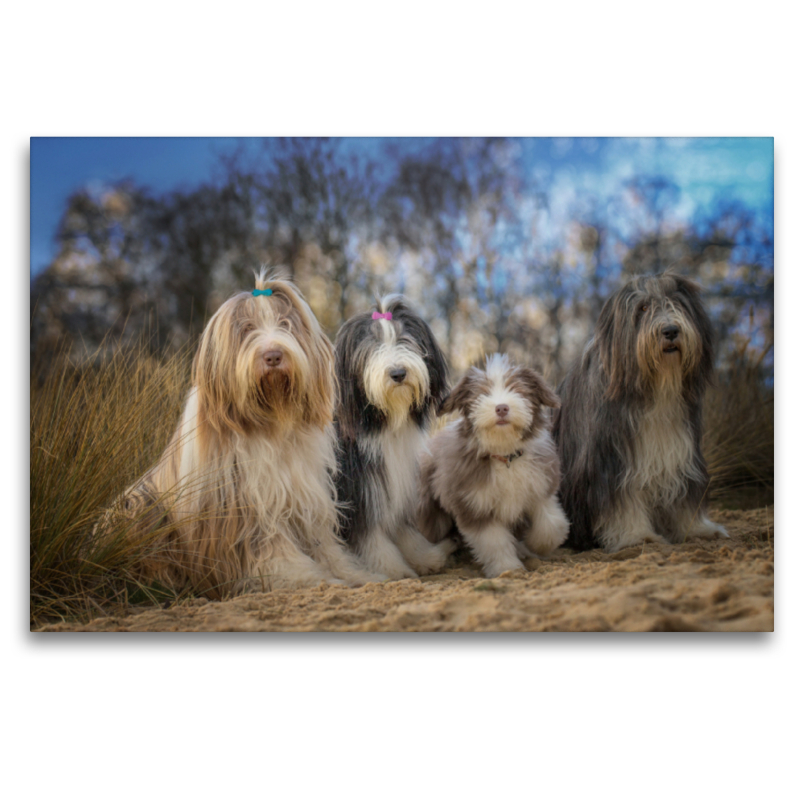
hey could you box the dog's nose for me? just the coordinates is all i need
[495,404,509,418]
[263,350,283,368]
[662,325,680,341]
[389,367,407,383]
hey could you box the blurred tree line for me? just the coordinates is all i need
[30,138,774,384]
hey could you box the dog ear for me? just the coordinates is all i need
[670,273,714,399]
[333,321,367,439]
[303,331,336,429]
[515,367,561,409]
[422,330,449,407]
[438,373,474,416]
[192,309,246,433]
[389,299,449,405]
[595,290,630,399]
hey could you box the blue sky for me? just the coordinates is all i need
[30,137,773,277]
[30,137,244,274]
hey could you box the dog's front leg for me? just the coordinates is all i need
[524,495,570,556]
[395,523,456,575]
[318,536,389,585]
[596,493,670,552]
[458,520,526,578]
[358,527,419,580]
[248,538,345,592]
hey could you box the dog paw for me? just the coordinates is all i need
[439,538,458,557]
[690,520,730,540]
[413,548,454,575]
[528,538,566,558]
[381,566,419,581]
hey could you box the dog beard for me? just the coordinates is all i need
[260,369,291,395]
[476,420,524,454]
[379,382,421,428]
[639,337,691,397]
[655,351,685,396]
[254,369,298,420]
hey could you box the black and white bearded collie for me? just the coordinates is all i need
[102,271,381,598]
[552,272,729,553]
[333,296,456,580]
[418,354,570,578]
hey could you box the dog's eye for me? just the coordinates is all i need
[241,324,255,337]
[636,304,648,320]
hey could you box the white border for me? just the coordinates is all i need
[6,3,793,799]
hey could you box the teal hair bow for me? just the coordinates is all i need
[252,289,273,297]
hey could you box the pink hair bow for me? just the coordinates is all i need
[372,311,392,321]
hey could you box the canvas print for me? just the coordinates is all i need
[30,137,774,631]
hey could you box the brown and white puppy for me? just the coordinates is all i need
[418,353,570,578]
[101,270,382,598]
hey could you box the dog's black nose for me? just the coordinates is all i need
[662,325,679,341]
[389,367,407,383]
[495,404,509,418]
[263,350,283,367]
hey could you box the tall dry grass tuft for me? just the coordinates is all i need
[30,336,193,627]
[704,334,774,508]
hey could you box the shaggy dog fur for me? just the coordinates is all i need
[104,271,381,597]
[334,295,456,579]
[552,272,729,552]
[418,354,570,578]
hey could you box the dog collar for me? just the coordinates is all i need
[490,450,523,468]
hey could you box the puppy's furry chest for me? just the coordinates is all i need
[466,450,552,525]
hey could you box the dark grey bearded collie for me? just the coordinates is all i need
[333,295,456,579]
[552,272,729,553]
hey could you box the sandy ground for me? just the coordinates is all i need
[38,506,773,632]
